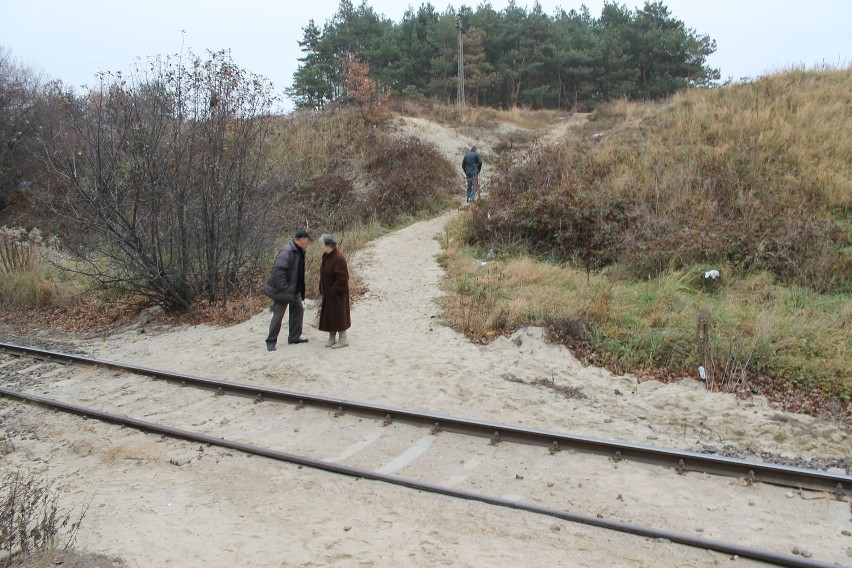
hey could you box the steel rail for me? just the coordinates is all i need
[0,385,840,568]
[0,341,848,495]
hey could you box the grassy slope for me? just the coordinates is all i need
[443,68,851,417]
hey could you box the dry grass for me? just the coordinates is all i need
[442,207,851,418]
[0,230,83,310]
[1,472,88,567]
[583,97,671,133]
[389,98,572,133]
[389,98,579,181]
[470,67,851,292]
[265,109,362,180]
[263,105,456,237]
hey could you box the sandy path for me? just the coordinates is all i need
[4,208,834,566]
[2,116,849,567]
[79,212,849,461]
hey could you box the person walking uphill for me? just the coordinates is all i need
[263,229,312,351]
[318,234,351,349]
[462,145,483,203]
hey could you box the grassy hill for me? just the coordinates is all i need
[468,68,851,292]
[445,68,851,417]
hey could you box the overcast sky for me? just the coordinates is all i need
[2,0,850,111]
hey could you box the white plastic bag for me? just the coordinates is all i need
[309,295,322,328]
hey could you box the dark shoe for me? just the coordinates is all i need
[266,343,276,351]
[288,338,309,344]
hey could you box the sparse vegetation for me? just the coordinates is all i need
[388,99,569,131]
[469,68,851,292]
[443,67,851,419]
[0,472,87,567]
[0,227,80,310]
[0,54,848,421]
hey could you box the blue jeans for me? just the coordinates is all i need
[466,174,477,202]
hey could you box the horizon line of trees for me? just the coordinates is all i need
[289,0,720,111]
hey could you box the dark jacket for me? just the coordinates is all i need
[318,248,351,332]
[263,240,305,303]
[462,150,483,177]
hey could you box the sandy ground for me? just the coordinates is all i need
[2,116,850,567]
[73,210,850,461]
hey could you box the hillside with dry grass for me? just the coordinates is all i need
[444,68,850,416]
[468,68,851,292]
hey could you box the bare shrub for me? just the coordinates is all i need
[0,47,44,213]
[544,314,590,345]
[360,132,455,221]
[266,106,453,238]
[283,172,360,235]
[468,141,629,269]
[31,50,280,311]
[697,309,749,393]
[0,472,87,566]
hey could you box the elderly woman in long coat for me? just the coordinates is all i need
[318,234,351,348]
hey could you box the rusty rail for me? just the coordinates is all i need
[0,341,848,496]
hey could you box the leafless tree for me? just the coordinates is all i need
[32,50,280,310]
[0,46,44,211]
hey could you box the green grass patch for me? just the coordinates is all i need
[441,213,850,399]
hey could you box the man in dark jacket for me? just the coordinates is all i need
[263,229,311,351]
[461,146,483,203]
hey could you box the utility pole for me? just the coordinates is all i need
[456,15,465,107]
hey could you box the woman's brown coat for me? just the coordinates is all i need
[318,248,351,332]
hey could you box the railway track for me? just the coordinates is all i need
[1,341,850,567]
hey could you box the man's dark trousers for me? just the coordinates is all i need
[266,297,304,346]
